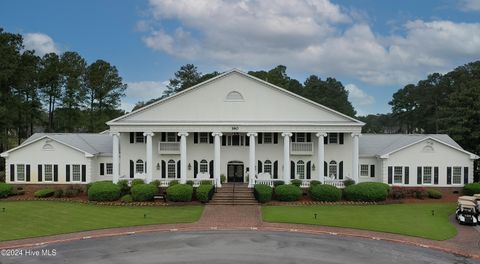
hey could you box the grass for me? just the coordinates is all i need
[0,201,203,241]
[262,203,457,240]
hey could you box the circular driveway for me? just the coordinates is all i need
[3,231,478,264]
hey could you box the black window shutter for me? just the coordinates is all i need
[370,165,375,178]
[54,165,58,182]
[404,166,409,184]
[434,167,439,184]
[417,167,422,184]
[66,165,70,182]
[245,135,250,146]
[339,133,344,144]
[194,132,198,144]
[38,164,43,182]
[145,162,147,173]
[258,133,263,144]
[273,133,278,144]
[306,133,311,142]
[273,161,278,179]
[292,133,296,143]
[324,161,328,176]
[222,135,226,146]
[306,161,311,179]
[100,163,105,176]
[161,160,166,178]
[464,167,469,184]
[290,161,295,179]
[209,134,214,144]
[177,134,180,142]
[258,161,263,173]
[81,165,86,182]
[194,160,198,178]
[324,134,328,144]
[177,160,181,178]
[129,160,134,178]
[161,132,166,142]
[10,164,14,182]
[130,132,134,143]
[209,160,214,178]
[339,161,343,179]
[387,166,392,184]
[26,165,31,182]
[447,167,452,184]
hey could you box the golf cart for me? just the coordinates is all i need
[456,199,478,225]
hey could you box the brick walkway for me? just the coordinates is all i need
[0,205,479,259]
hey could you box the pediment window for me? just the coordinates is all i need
[225,91,244,102]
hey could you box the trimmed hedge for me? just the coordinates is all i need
[291,179,302,187]
[169,180,179,187]
[196,184,214,203]
[131,179,145,186]
[254,184,273,203]
[309,180,321,187]
[131,184,157,202]
[309,184,342,202]
[0,183,13,198]
[344,182,390,202]
[464,183,480,195]
[166,184,193,202]
[117,180,130,196]
[427,189,442,199]
[34,189,55,198]
[343,179,355,187]
[274,184,302,201]
[88,182,121,201]
[273,181,285,187]
[120,194,133,203]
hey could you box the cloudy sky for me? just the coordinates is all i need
[1,0,480,115]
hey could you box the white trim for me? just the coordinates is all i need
[16,164,26,182]
[0,135,94,157]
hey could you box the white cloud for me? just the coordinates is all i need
[459,0,480,12]
[345,83,374,115]
[140,0,480,87]
[122,80,168,111]
[23,33,59,56]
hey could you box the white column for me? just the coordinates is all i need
[282,132,292,184]
[247,132,257,188]
[144,132,154,183]
[111,132,120,183]
[352,132,361,183]
[316,133,327,183]
[212,132,222,188]
[178,132,189,184]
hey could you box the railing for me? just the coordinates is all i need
[158,142,180,154]
[254,179,284,187]
[291,142,314,155]
[324,179,345,188]
[192,179,215,187]
[253,178,345,188]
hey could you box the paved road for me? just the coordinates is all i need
[1,231,478,264]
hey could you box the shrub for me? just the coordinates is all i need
[412,188,428,199]
[166,184,193,202]
[254,184,273,203]
[117,180,130,196]
[464,183,480,195]
[0,183,13,198]
[131,184,157,202]
[150,180,161,188]
[53,189,63,198]
[0,171,5,182]
[309,184,342,202]
[274,184,302,201]
[196,184,214,203]
[344,182,390,202]
[186,180,194,186]
[88,181,121,201]
[86,183,93,192]
[309,180,321,187]
[427,189,442,199]
[343,179,355,187]
[200,180,213,185]
[169,180,179,187]
[290,179,302,187]
[11,186,25,196]
[34,189,55,198]
[131,179,145,186]
[120,194,133,203]
[220,174,226,183]
[273,181,285,187]
[64,189,80,198]
[389,186,408,199]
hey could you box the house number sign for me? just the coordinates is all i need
[231,126,239,131]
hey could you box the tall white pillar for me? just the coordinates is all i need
[144,132,154,183]
[352,132,361,183]
[282,132,292,184]
[212,132,222,188]
[316,133,327,183]
[178,132,189,184]
[247,132,257,188]
[111,132,120,183]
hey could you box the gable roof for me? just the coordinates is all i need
[108,69,364,126]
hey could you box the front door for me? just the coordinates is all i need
[227,163,244,182]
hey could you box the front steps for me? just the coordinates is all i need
[209,183,258,205]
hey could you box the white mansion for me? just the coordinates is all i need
[1,70,478,188]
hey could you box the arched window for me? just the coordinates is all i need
[200,159,208,173]
[297,160,305,179]
[167,160,176,179]
[136,159,144,173]
[329,161,337,179]
[264,160,272,176]
[225,91,244,101]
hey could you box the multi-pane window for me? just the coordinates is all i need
[136,160,144,173]
[423,166,432,184]
[167,160,176,179]
[329,133,338,144]
[167,132,177,142]
[226,134,244,146]
[393,166,403,184]
[135,132,144,143]
[263,133,273,144]
[452,166,462,184]
[199,133,209,143]
[106,163,113,175]
[296,160,305,179]
[72,164,81,182]
[264,160,272,176]
[200,160,208,173]
[296,133,305,143]
[44,164,53,181]
[16,164,25,181]
[329,161,337,178]
[360,164,369,177]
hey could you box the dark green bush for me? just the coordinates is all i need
[88,181,121,201]
[0,171,5,183]
[427,189,442,199]
[254,184,273,203]
[290,179,302,187]
[34,188,55,198]
[169,180,179,186]
[150,180,161,188]
[0,183,13,198]
[274,184,302,201]
[166,184,193,202]
[131,179,145,186]
[344,182,390,202]
[186,180,194,186]
[64,188,80,197]
[464,183,480,195]
[309,184,341,202]
[220,174,226,183]
[309,180,321,187]
[117,180,130,196]
[343,179,355,187]
[131,184,157,202]
[200,180,213,185]
[196,184,214,203]
[120,194,133,203]
[53,189,63,198]
[273,181,285,187]
[412,188,428,199]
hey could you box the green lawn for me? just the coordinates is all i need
[0,201,203,241]
[262,203,457,240]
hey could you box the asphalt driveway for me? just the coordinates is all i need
[2,231,478,264]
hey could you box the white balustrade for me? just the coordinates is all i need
[291,142,314,155]
[158,142,180,154]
